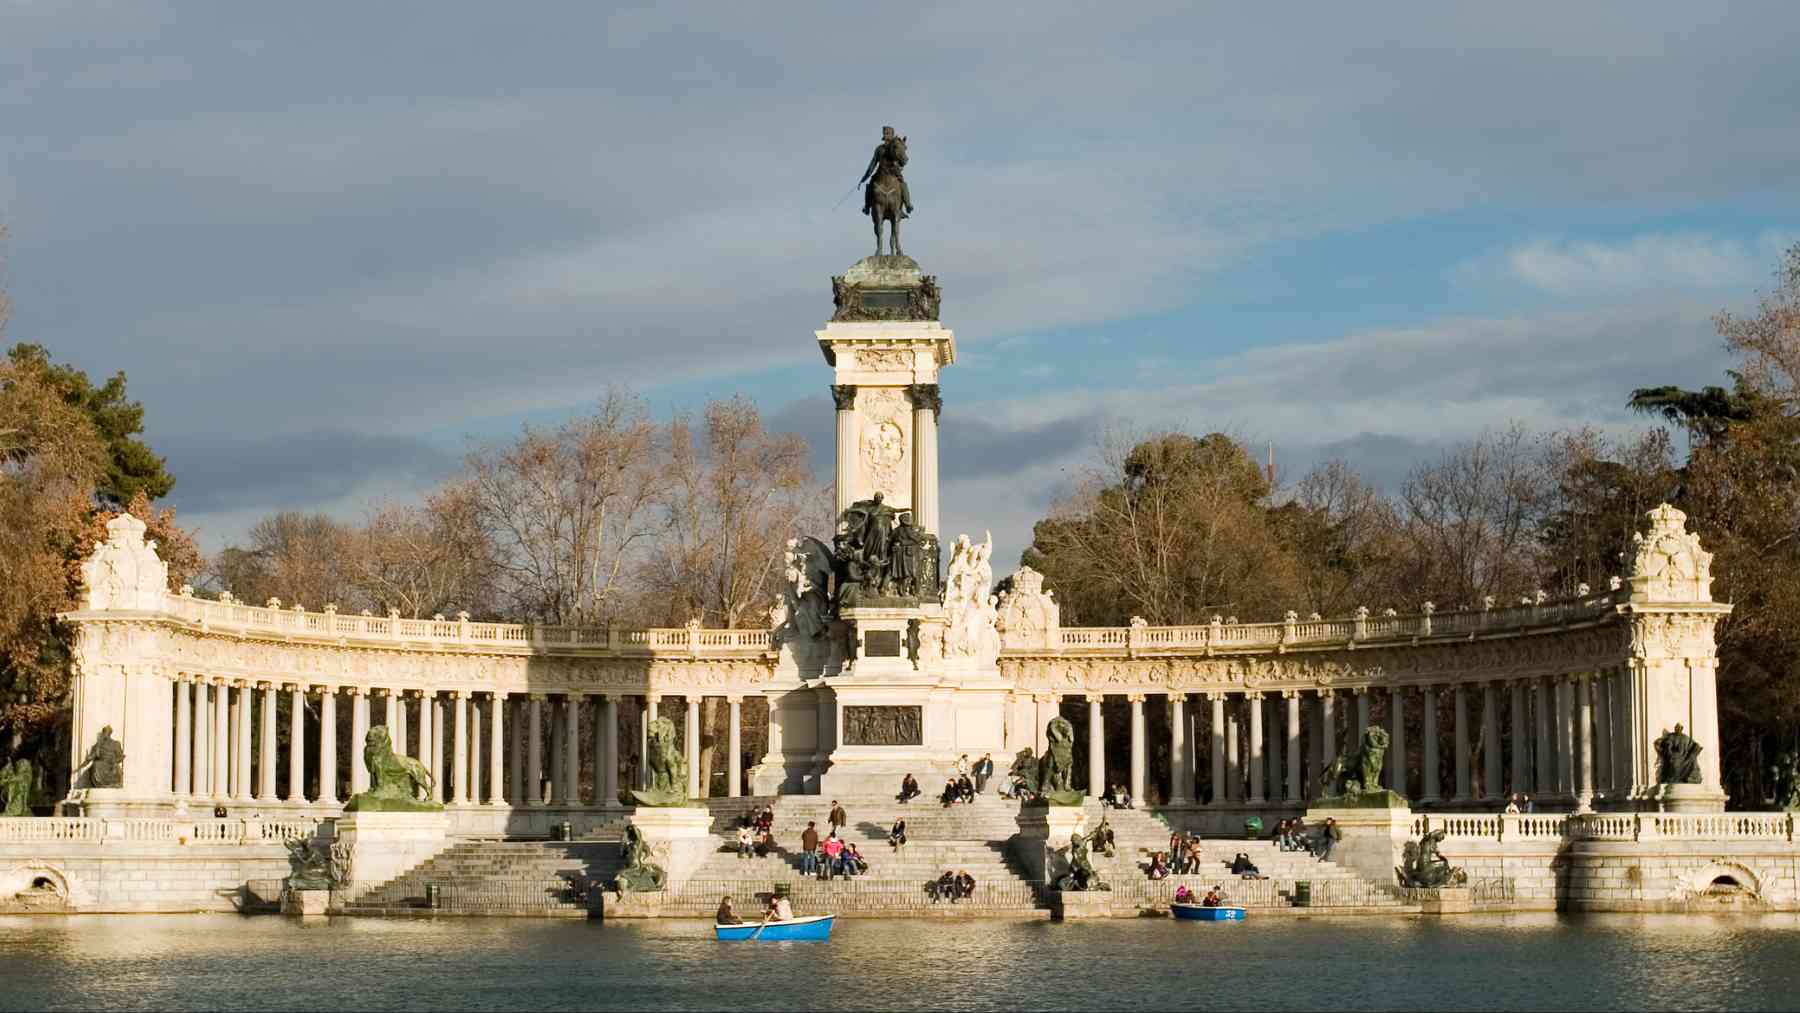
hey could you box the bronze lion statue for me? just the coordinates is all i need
[1316,725,1392,802]
[631,716,689,807]
[1034,716,1084,806]
[344,725,440,811]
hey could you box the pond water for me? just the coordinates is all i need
[0,913,1796,1011]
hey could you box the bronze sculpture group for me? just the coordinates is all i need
[1315,726,1400,805]
[1654,724,1704,785]
[615,824,667,893]
[79,726,125,790]
[631,717,689,808]
[1396,828,1467,889]
[834,493,935,606]
[1055,828,1110,892]
[343,726,442,812]
[859,125,911,257]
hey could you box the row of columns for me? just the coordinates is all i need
[167,679,746,807]
[1048,668,1629,809]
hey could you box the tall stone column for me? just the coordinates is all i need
[1556,677,1576,797]
[1510,680,1529,796]
[909,383,942,535]
[1248,692,1265,804]
[832,384,857,514]
[1168,694,1189,804]
[258,683,278,801]
[235,682,253,801]
[1609,667,1633,801]
[1284,692,1302,802]
[642,696,659,790]
[488,692,506,806]
[684,697,701,800]
[416,691,432,771]
[1593,674,1614,797]
[385,691,402,755]
[1481,682,1502,802]
[469,699,485,802]
[452,692,471,804]
[350,689,371,795]
[603,696,621,806]
[1265,697,1282,802]
[1225,703,1241,803]
[527,695,545,804]
[287,684,305,802]
[1452,684,1471,802]
[1354,690,1370,741]
[566,693,585,805]
[509,699,524,805]
[174,676,192,797]
[1533,679,1553,798]
[191,681,209,798]
[1574,675,1596,811]
[213,680,230,801]
[1086,695,1105,797]
[1319,691,1337,773]
[1209,694,1227,805]
[1128,694,1146,804]
[1388,687,1407,796]
[1420,685,1440,804]
[727,697,743,799]
[431,695,446,803]
[319,688,338,804]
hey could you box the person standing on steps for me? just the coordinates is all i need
[828,799,848,836]
[1313,817,1342,862]
[800,821,821,877]
[974,753,995,794]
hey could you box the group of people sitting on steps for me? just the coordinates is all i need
[1273,816,1341,860]
[1105,784,1134,809]
[931,869,977,902]
[795,803,869,880]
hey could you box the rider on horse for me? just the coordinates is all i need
[861,126,913,219]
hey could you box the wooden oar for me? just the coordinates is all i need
[748,910,775,940]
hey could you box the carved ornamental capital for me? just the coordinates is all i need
[830,384,858,411]
[907,383,943,417]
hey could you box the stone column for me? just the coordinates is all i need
[192,681,209,798]
[1319,691,1337,773]
[909,384,942,535]
[173,676,192,796]
[1533,679,1553,798]
[385,691,402,755]
[1481,682,1502,802]
[1354,690,1370,741]
[1452,684,1471,803]
[527,695,545,804]
[416,690,432,772]
[287,684,305,802]
[447,692,468,804]
[1265,696,1282,802]
[832,384,857,514]
[1609,667,1633,801]
[1388,687,1407,796]
[257,683,278,801]
[566,693,585,805]
[235,682,253,801]
[643,696,660,790]
[1248,692,1265,804]
[431,695,446,803]
[1510,680,1529,796]
[508,700,524,805]
[727,697,743,799]
[603,696,620,806]
[1593,674,1614,797]
[1168,694,1189,804]
[1574,675,1595,811]
[1558,677,1577,798]
[1209,694,1227,805]
[549,699,564,802]
[350,689,371,795]
[1225,703,1241,803]
[1420,685,1440,804]
[1284,692,1302,802]
[1086,695,1105,797]
[1128,694,1146,804]
[470,699,484,803]
[684,697,701,800]
[213,680,230,801]
[319,688,338,804]
[488,692,506,806]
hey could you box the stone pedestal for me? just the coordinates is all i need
[1011,805,1090,887]
[282,888,329,916]
[1653,783,1728,813]
[336,811,450,890]
[1411,886,1473,915]
[1304,803,1413,889]
[67,788,172,820]
[626,807,715,895]
[1050,890,1114,920]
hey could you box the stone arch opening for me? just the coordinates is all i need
[1689,862,1761,904]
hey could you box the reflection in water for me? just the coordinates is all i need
[1,913,1798,1011]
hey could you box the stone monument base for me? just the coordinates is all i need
[65,788,172,819]
[1303,803,1413,889]
[337,810,450,890]
[1050,889,1114,920]
[626,807,715,894]
[1011,805,1090,887]
[1410,886,1472,915]
[1654,783,1728,813]
[282,888,329,917]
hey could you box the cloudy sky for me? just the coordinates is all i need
[6,2,1798,565]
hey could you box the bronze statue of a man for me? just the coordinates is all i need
[861,126,913,218]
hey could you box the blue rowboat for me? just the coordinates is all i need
[1171,903,1247,922]
[714,915,836,941]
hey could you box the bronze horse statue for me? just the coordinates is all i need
[865,134,908,257]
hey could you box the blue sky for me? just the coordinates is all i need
[5,2,1798,566]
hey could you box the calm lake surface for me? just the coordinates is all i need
[1,912,1796,1011]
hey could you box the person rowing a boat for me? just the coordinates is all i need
[717,895,743,925]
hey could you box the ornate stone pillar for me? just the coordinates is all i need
[549,699,565,802]
[1593,673,1614,798]
[191,681,209,798]
[1388,686,1407,796]
[527,695,545,804]
[1209,693,1227,805]
[235,682,253,801]
[488,692,506,806]
[1420,685,1440,805]
[1575,674,1596,812]
[727,697,743,798]
[1248,692,1265,804]
[1482,682,1502,802]
[1128,694,1146,804]
[642,695,659,791]
[171,676,191,797]
[684,696,701,800]
[431,694,446,803]
[1086,695,1105,797]
[385,691,402,755]
[319,687,339,804]
[469,698,484,803]
[257,683,278,801]
[1452,684,1471,802]
[415,690,432,774]
[350,688,371,795]
[508,699,524,805]
[566,693,585,805]
[1318,691,1337,773]
[1557,676,1576,797]
[287,684,305,802]
[1533,679,1553,798]
[1354,690,1370,741]
[1284,692,1302,802]
[909,383,942,535]
[832,384,857,514]
[1225,701,1241,803]
[1510,680,1529,796]
[1265,696,1282,802]
[1168,694,1189,804]
[603,695,621,806]
[446,692,466,804]
[213,680,230,801]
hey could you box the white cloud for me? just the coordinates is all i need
[1453,231,1794,296]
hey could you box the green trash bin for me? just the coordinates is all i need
[424,884,441,909]
[1294,880,1312,907]
[1243,816,1264,840]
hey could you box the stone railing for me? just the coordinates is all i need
[1417,811,1797,843]
[0,816,321,845]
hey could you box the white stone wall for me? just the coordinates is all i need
[0,842,292,913]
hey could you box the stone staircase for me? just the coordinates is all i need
[338,817,632,917]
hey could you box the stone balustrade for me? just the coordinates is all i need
[0,817,320,845]
[1414,811,1799,843]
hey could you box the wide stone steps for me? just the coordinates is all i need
[344,837,624,915]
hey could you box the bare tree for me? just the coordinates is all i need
[349,482,497,618]
[1396,424,1548,609]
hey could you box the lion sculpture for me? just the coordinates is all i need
[1316,725,1395,803]
[1035,716,1084,806]
[343,726,441,812]
[631,716,689,807]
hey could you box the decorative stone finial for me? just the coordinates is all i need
[79,512,171,611]
[179,584,194,597]
[457,610,472,623]
[266,597,282,609]
[1577,583,1590,596]
[1422,601,1436,615]
[1483,595,1496,611]
[1609,575,1622,591]
[219,590,236,604]
[1382,607,1398,618]
[1627,503,1715,603]
[1355,605,1370,620]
